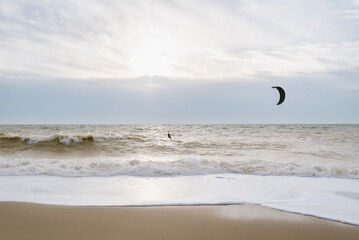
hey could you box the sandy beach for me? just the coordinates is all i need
[0,202,358,240]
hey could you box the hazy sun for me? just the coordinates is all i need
[130,38,175,77]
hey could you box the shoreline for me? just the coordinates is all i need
[5,201,359,227]
[1,174,359,225]
[1,202,358,240]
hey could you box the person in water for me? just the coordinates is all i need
[168,133,172,139]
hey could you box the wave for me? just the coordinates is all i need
[0,134,101,145]
[1,125,358,179]
[0,133,151,146]
[1,157,358,179]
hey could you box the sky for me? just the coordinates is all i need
[0,0,359,124]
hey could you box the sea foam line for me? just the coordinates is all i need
[0,174,358,225]
[1,157,358,179]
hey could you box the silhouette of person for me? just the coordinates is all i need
[168,133,172,139]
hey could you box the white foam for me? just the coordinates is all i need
[1,156,358,179]
[0,174,358,225]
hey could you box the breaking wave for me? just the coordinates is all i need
[1,124,358,179]
[0,134,100,145]
[1,157,358,179]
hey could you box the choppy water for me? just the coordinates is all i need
[0,124,358,178]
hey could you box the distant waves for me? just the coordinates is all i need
[0,124,358,178]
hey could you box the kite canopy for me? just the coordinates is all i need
[272,86,285,105]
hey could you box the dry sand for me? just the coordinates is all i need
[0,202,358,240]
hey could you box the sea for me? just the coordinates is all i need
[0,124,359,224]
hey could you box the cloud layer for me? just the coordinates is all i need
[1,0,359,82]
[1,0,358,124]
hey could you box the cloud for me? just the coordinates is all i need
[0,0,359,83]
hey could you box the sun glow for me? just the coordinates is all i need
[130,38,176,77]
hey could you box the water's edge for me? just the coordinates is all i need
[1,174,358,225]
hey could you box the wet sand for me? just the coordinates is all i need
[0,202,358,240]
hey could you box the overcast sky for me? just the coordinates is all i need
[0,0,358,124]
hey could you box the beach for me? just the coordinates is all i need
[1,202,358,240]
[1,125,359,239]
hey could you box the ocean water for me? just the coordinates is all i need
[0,124,358,178]
[1,124,359,225]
